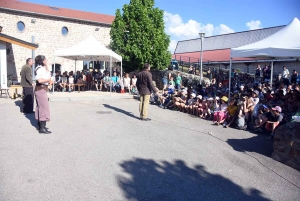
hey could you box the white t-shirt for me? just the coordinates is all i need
[69,77,74,84]
[35,65,50,85]
[132,78,137,85]
[123,77,131,87]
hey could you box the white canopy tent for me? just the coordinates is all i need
[54,36,122,94]
[229,18,300,99]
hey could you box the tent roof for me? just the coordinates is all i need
[55,36,122,62]
[231,18,300,59]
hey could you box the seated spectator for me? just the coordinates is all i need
[243,95,254,122]
[223,98,238,127]
[68,75,74,92]
[269,94,284,108]
[158,89,169,108]
[96,72,103,91]
[202,97,213,119]
[198,98,207,118]
[193,95,202,116]
[123,73,131,93]
[266,106,283,139]
[131,74,137,93]
[174,90,187,111]
[213,96,228,125]
[253,105,273,132]
[185,93,196,114]
[103,72,111,91]
[61,73,68,92]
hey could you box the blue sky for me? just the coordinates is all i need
[22,0,300,53]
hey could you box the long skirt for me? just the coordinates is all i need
[35,89,50,121]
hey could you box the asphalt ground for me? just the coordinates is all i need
[0,98,299,201]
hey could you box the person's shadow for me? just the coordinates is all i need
[103,104,140,120]
[15,100,37,129]
[227,134,273,157]
[117,158,270,201]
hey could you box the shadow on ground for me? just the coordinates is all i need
[117,158,270,201]
[15,100,37,129]
[227,134,273,157]
[103,104,140,120]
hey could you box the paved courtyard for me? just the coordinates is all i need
[0,97,299,201]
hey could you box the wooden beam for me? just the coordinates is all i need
[0,36,37,50]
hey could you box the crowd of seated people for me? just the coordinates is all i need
[51,69,138,93]
[155,65,300,140]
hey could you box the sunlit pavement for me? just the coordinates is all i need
[0,98,299,201]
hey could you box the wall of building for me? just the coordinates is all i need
[0,10,112,81]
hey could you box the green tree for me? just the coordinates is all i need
[110,0,171,72]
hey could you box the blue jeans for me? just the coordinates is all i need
[175,84,181,90]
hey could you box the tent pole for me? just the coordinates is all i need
[110,56,112,98]
[121,60,123,79]
[228,58,232,101]
[270,59,273,87]
[53,56,55,93]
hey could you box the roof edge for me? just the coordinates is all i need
[0,32,39,49]
[0,7,112,27]
[176,25,286,43]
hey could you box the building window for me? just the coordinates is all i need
[62,27,68,36]
[17,21,25,32]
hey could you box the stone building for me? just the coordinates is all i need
[0,0,114,83]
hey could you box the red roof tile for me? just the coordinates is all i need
[174,49,254,63]
[0,0,115,25]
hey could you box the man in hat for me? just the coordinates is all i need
[136,63,158,121]
[266,106,283,139]
[20,58,34,113]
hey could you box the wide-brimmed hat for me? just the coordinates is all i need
[191,93,196,97]
[272,106,282,113]
[197,95,202,99]
[221,96,228,102]
[215,96,220,100]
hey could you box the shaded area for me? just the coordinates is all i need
[103,104,140,120]
[15,100,37,129]
[117,158,270,201]
[227,134,273,157]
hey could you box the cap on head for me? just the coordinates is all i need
[272,106,282,113]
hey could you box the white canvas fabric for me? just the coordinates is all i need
[231,18,300,59]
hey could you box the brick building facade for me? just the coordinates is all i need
[0,0,114,82]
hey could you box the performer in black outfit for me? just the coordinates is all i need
[20,58,34,113]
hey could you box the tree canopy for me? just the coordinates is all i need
[110,0,171,72]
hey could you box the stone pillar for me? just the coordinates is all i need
[0,41,8,88]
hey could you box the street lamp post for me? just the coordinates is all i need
[199,32,205,85]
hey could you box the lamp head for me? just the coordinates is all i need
[199,32,205,38]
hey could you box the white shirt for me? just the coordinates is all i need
[123,77,131,87]
[69,77,74,84]
[35,65,50,85]
[132,78,137,85]
[282,69,290,78]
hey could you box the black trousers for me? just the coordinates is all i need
[23,87,34,113]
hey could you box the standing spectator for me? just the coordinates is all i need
[290,70,298,85]
[175,72,182,90]
[20,58,34,113]
[262,65,268,81]
[162,66,172,90]
[136,63,158,121]
[265,66,271,83]
[207,68,212,81]
[282,66,290,85]
[255,65,261,81]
